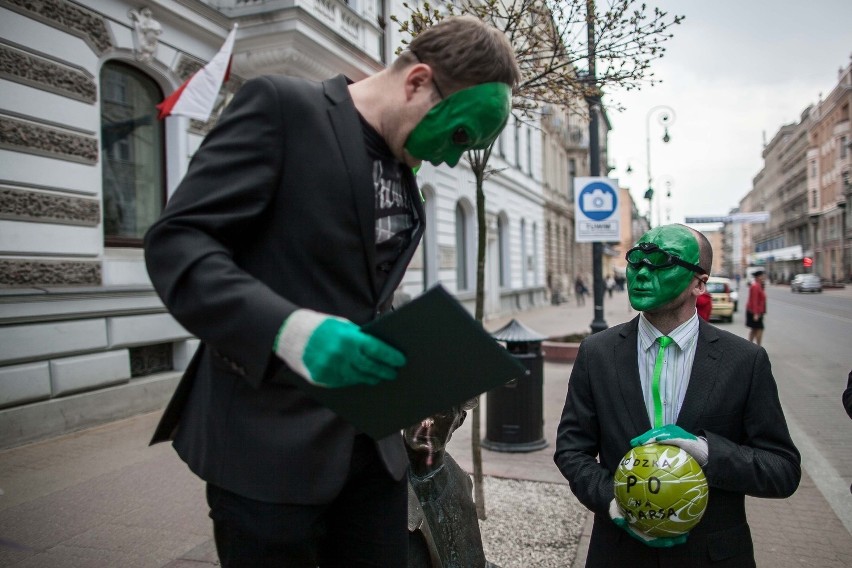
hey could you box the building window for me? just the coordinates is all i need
[498,215,509,287]
[520,218,527,287]
[532,221,539,285]
[101,61,165,247]
[456,203,469,291]
[526,126,533,175]
[514,120,520,166]
[841,136,848,159]
[568,158,577,200]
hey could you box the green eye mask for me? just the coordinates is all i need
[405,82,512,168]
[626,225,701,312]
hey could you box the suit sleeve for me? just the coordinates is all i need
[144,76,297,388]
[702,347,801,498]
[554,341,615,514]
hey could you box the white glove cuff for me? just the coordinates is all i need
[609,498,623,521]
[274,309,342,384]
[694,436,709,467]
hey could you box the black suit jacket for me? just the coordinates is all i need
[554,317,800,567]
[144,75,424,504]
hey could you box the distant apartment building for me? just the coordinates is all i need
[540,102,602,303]
[741,58,850,283]
[747,109,811,282]
[806,60,851,282]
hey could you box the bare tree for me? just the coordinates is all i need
[392,0,683,519]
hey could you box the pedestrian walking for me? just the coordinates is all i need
[554,224,800,565]
[575,276,588,306]
[605,274,616,298]
[144,16,519,567]
[746,270,767,345]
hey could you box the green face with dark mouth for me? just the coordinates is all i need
[626,225,701,312]
[405,82,512,167]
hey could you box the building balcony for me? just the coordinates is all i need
[222,0,387,79]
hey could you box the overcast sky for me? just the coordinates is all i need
[605,0,852,230]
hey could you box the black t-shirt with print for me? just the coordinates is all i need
[359,114,418,294]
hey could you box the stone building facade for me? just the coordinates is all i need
[0,0,548,447]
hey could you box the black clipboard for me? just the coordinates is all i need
[295,285,526,439]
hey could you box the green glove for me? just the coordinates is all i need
[275,309,406,388]
[609,499,688,548]
[631,424,709,467]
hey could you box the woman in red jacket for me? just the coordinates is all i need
[746,270,767,345]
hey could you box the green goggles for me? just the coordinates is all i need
[626,242,706,275]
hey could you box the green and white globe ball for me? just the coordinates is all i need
[614,443,709,537]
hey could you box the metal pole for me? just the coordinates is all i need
[587,0,607,334]
[644,106,675,228]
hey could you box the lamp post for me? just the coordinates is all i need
[645,106,675,227]
[586,0,607,334]
[657,175,674,226]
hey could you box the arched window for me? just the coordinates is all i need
[100,61,165,246]
[455,202,469,291]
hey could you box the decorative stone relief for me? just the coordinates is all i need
[1,0,113,55]
[0,116,98,164]
[0,43,96,103]
[0,259,102,287]
[0,188,100,226]
[129,7,162,63]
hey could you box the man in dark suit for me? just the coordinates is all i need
[144,16,519,567]
[554,224,800,567]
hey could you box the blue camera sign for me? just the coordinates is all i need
[574,177,621,243]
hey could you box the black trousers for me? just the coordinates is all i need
[206,435,408,567]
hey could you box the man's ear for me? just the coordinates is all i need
[694,275,708,294]
[404,63,433,100]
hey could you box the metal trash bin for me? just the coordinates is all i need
[482,319,548,452]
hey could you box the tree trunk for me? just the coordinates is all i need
[470,147,490,520]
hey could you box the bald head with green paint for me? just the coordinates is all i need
[626,224,704,312]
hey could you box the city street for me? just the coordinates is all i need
[0,284,850,566]
[712,284,852,532]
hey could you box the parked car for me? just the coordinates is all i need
[791,273,822,293]
[729,287,739,312]
[705,277,735,322]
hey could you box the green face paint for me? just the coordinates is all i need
[405,82,511,168]
[626,225,701,312]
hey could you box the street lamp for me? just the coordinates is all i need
[645,106,676,227]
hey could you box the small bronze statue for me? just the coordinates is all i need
[404,399,499,568]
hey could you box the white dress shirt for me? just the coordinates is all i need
[636,311,701,426]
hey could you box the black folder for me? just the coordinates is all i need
[296,285,526,439]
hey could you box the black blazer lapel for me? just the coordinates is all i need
[616,317,653,434]
[677,321,722,432]
[324,76,378,299]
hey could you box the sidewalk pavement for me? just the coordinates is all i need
[0,288,850,566]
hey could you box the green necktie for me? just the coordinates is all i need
[652,336,674,428]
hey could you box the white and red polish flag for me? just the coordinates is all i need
[157,24,237,121]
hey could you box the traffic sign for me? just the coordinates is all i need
[574,177,621,242]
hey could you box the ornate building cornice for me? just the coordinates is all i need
[0,42,96,104]
[0,115,98,164]
[0,259,101,287]
[0,187,100,226]
[0,0,113,55]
